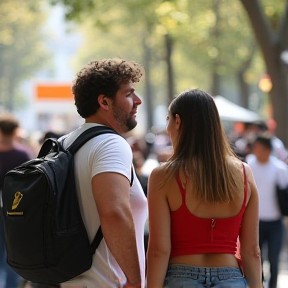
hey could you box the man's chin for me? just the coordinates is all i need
[126,120,137,132]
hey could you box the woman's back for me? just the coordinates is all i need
[167,159,247,218]
[164,158,249,267]
[146,89,261,288]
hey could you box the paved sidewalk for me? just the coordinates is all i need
[277,247,288,288]
[263,244,288,288]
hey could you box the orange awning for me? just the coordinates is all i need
[36,84,73,100]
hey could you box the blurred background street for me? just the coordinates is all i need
[265,245,288,288]
[1,1,288,288]
[263,219,288,288]
[278,255,288,288]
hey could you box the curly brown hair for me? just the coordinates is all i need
[73,58,144,118]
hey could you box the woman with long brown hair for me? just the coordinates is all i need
[147,89,261,288]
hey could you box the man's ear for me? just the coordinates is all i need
[98,94,109,110]
[175,114,181,130]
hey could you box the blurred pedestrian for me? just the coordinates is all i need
[250,119,288,163]
[0,113,31,288]
[247,132,288,288]
[266,118,288,162]
[147,89,261,288]
[39,131,64,145]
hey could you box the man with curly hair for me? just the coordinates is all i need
[61,59,147,288]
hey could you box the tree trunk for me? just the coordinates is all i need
[237,72,249,108]
[165,33,175,105]
[142,35,154,131]
[210,0,221,96]
[211,70,221,96]
[237,44,256,108]
[270,60,288,144]
[240,0,288,145]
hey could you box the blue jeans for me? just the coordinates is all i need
[164,264,247,288]
[259,219,284,288]
[0,210,21,288]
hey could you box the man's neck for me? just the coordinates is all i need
[85,114,124,135]
[256,155,270,164]
[0,136,15,151]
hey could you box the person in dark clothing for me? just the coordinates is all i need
[0,113,31,288]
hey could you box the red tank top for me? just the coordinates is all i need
[170,164,247,258]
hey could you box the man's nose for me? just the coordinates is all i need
[133,93,142,105]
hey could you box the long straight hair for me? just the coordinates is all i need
[165,89,238,202]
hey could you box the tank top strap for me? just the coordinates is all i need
[175,173,186,201]
[241,162,248,210]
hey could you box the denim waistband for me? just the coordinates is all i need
[166,264,243,280]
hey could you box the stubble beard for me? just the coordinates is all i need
[112,104,137,133]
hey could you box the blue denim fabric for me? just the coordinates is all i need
[164,264,247,288]
[259,219,284,288]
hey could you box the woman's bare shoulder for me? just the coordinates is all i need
[227,156,244,175]
[150,162,169,178]
[148,163,173,194]
[227,157,257,200]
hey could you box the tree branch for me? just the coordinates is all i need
[240,0,275,69]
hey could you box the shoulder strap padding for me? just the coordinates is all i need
[68,126,118,155]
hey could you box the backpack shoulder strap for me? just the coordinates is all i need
[37,126,117,158]
[68,126,117,253]
[90,226,103,253]
[69,126,134,186]
[68,126,118,155]
[37,138,59,158]
[130,165,134,187]
[66,125,132,253]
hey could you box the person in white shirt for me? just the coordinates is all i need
[61,58,148,288]
[250,119,288,162]
[246,132,288,288]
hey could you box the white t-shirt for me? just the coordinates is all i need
[61,123,148,288]
[247,154,288,220]
[272,136,288,161]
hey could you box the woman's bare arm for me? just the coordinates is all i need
[147,166,171,288]
[239,164,262,288]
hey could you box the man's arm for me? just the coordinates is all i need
[92,172,141,288]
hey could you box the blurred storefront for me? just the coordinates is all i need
[34,83,83,133]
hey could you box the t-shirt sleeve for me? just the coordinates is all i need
[88,134,133,182]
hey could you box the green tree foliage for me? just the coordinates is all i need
[0,0,51,110]
[51,0,286,137]
[51,0,260,93]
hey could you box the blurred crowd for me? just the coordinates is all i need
[1,114,288,196]
[1,112,288,288]
[228,118,288,163]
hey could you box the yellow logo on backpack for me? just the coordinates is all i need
[7,191,24,216]
[12,191,23,209]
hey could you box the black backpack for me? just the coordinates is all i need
[1,126,118,285]
[276,184,288,216]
